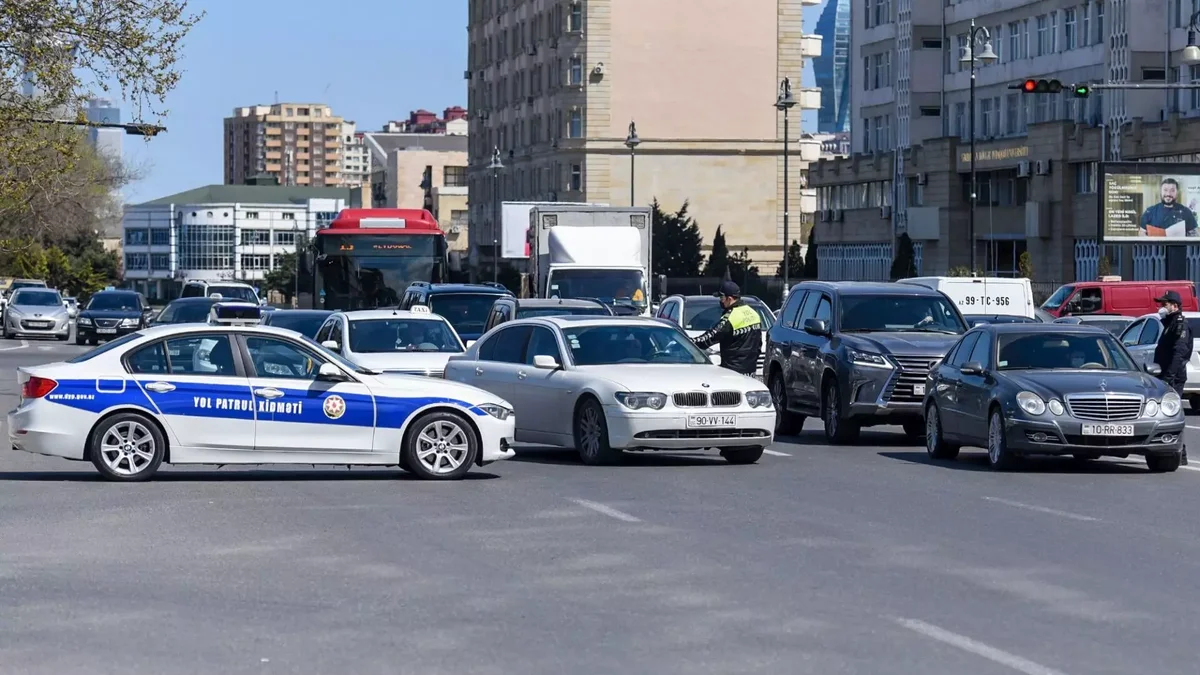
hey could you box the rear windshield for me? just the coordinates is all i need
[517,305,611,319]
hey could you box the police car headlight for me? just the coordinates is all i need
[745,390,772,408]
[119,318,138,327]
[77,317,92,325]
[1162,392,1182,417]
[615,391,667,410]
[1016,391,1046,415]
[848,349,891,369]
[477,403,513,420]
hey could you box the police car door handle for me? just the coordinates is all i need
[144,381,175,393]
[253,388,284,399]
[474,367,484,376]
[517,371,527,379]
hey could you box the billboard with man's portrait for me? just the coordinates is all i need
[1102,163,1200,241]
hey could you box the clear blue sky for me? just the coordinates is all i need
[122,0,467,203]
[121,0,822,203]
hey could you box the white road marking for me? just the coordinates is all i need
[569,498,641,523]
[1186,425,1200,431]
[762,449,791,457]
[894,618,1069,675]
[0,340,28,352]
[981,496,1099,522]
[1107,457,1200,472]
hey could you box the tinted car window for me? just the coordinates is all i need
[947,333,980,368]
[839,295,963,333]
[1138,320,1161,346]
[525,327,562,364]
[487,326,531,363]
[157,300,218,324]
[165,335,237,376]
[127,342,168,374]
[563,325,707,366]
[780,291,806,328]
[13,290,61,306]
[1120,320,1145,345]
[264,312,330,338]
[429,293,504,335]
[87,293,142,311]
[966,332,993,367]
[998,332,1136,370]
[245,336,321,379]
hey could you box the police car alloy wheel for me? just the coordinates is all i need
[402,412,478,480]
[89,413,166,481]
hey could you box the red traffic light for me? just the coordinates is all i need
[1018,79,1064,94]
[1022,79,1037,92]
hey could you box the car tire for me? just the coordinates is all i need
[574,397,620,465]
[822,380,859,444]
[902,419,924,440]
[924,403,960,460]
[89,413,166,482]
[75,334,87,345]
[401,411,478,480]
[986,408,1018,471]
[720,446,764,465]
[769,372,805,435]
[1146,452,1182,473]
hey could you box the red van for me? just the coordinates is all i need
[1040,279,1198,317]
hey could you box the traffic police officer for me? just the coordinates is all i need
[693,281,762,376]
[1154,290,1193,464]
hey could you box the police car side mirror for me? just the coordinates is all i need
[317,362,348,382]
[1145,362,1163,376]
[321,339,340,352]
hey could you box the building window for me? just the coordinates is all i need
[150,254,170,270]
[150,229,170,246]
[568,1,582,31]
[954,102,966,140]
[125,253,148,270]
[1074,162,1098,193]
[1081,3,1091,47]
[240,255,270,271]
[569,55,583,85]
[1049,11,1058,52]
[282,212,296,220]
[275,231,297,246]
[1097,2,1104,43]
[569,163,582,191]
[861,117,872,152]
[1064,8,1077,50]
[980,98,993,136]
[863,56,872,89]
[245,211,259,219]
[568,109,583,138]
[450,210,468,231]
[125,229,148,246]
[241,230,270,245]
[955,34,968,72]
[1036,15,1049,56]
[1005,94,1019,134]
[444,166,468,187]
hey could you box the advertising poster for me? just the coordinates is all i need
[1103,163,1200,241]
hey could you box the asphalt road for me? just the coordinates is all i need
[3,339,1200,674]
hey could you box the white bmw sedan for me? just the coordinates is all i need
[8,319,515,481]
[444,316,776,465]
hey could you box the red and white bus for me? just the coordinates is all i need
[306,208,449,310]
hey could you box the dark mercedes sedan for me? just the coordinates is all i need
[923,323,1185,472]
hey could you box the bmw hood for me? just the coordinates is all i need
[840,331,961,358]
[365,371,512,408]
[579,364,763,392]
[350,352,458,375]
[1003,370,1169,399]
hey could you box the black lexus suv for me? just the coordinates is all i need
[76,290,152,345]
[765,281,968,443]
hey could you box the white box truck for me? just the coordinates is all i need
[898,276,1035,319]
[500,201,606,259]
[526,205,652,315]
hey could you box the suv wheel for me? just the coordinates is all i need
[769,372,804,435]
[822,380,859,444]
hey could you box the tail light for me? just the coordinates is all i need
[21,376,57,400]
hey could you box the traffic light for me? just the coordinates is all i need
[1071,84,1090,98]
[1016,79,1064,94]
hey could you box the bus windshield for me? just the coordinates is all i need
[316,233,446,310]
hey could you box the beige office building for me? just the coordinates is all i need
[364,132,471,255]
[224,103,349,188]
[465,0,823,271]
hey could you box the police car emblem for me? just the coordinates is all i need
[323,395,346,419]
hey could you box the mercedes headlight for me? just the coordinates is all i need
[847,348,890,368]
[1145,399,1160,417]
[1162,392,1182,417]
[1016,391,1046,415]
[745,390,772,408]
[1047,399,1065,416]
[614,392,667,410]
[477,403,513,420]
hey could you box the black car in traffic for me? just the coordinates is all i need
[75,290,151,345]
[767,281,967,443]
[150,296,225,325]
[923,323,1185,472]
[260,309,333,338]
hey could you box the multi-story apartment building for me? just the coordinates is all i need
[815,0,851,133]
[224,103,348,188]
[121,183,361,301]
[812,0,1200,285]
[465,0,824,273]
[382,108,470,135]
[341,122,370,187]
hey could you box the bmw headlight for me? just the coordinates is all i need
[1047,399,1065,416]
[847,348,891,368]
[77,317,92,325]
[1162,392,1182,417]
[1016,391,1046,415]
[614,391,667,410]
[745,390,772,408]
[477,403,513,420]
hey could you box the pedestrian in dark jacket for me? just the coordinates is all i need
[1154,290,1193,463]
[693,281,762,376]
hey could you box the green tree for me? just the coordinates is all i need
[44,245,72,290]
[728,248,759,287]
[889,233,917,280]
[650,199,705,277]
[802,228,819,278]
[1018,251,1034,279]
[703,226,730,279]
[0,239,50,279]
[947,266,985,277]
[1098,256,1112,277]
[263,252,298,302]
[776,239,804,279]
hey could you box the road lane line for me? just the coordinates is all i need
[981,496,1098,522]
[0,340,28,352]
[762,449,791,457]
[894,618,1069,675]
[1187,425,1200,430]
[1107,457,1200,472]
[569,499,641,523]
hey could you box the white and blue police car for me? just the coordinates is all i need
[7,302,516,481]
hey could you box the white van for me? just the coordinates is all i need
[897,276,1035,319]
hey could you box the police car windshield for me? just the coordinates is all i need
[565,325,707,366]
[840,295,966,333]
[349,318,463,353]
[87,293,141,311]
[207,285,257,303]
[683,300,774,331]
[428,294,502,335]
[997,332,1136,371]
[13,290,61,306]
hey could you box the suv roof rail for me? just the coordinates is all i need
[479,281,509,290]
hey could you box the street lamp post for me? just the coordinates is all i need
[624,121,640,206]
[488,146,504,284]
[959,20,998,276]
[775,77,796,302]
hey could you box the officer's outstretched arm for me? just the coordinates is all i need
[694,316,731,349]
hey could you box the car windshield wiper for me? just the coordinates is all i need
[896,327,960,334]
[356,367,380,375]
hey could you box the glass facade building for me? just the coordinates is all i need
[814,0,850,134]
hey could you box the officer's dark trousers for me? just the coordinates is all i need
[1161,375,1189,463]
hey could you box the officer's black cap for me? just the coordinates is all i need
[1155,290,1183,305]
[719,281,741,298]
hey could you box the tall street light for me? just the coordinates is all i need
[959,20,998,275]
[625,121,640,206]
[488,146,504,284]
[775,77,796,302]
